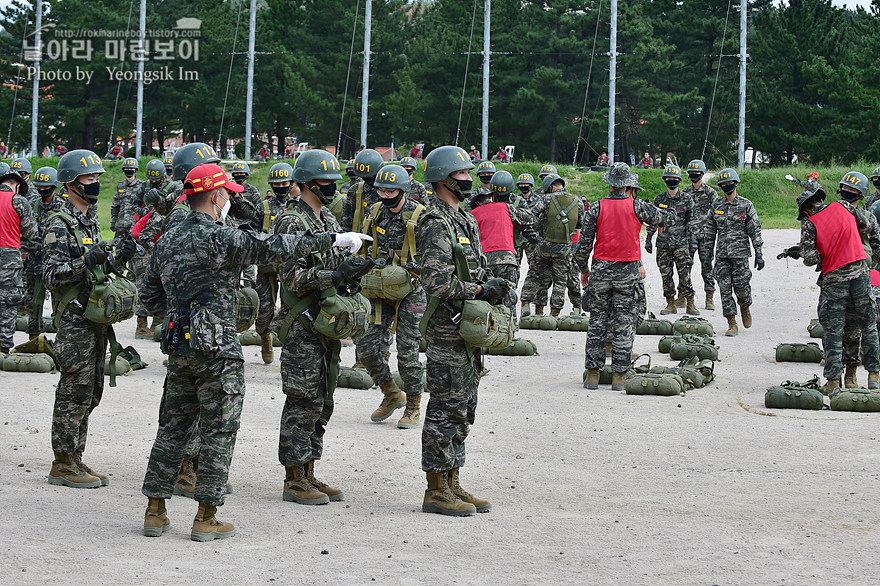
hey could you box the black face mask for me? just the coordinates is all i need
[346,171,357,179]
[38,187,55,199]
[165,169,172,176]
[447,178,473,201]
[380,193,403,208]
[873,178,880,189]
[79,181,101,204]
[233,175,247,185]
[315,182,337,204]
[151,180,164,188]
[363,175,376,187]
[518,185,531,194]
[272,185,291,198]
[123,170,135,178]
[479,174,493,185]
[720,183,736,195]
[665,179,680,190]
[688,172,703,183]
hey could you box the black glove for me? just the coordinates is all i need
[117,238,137,263]
[83,245,108,271]
[331,256,375,285]
[110,222,116,233]
[755,253,765,271]
[644,238,653,254]
[689,240,698,255]
[476,277,509,302]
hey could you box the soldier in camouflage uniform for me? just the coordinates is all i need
[645,164,701,315]
[681,159,720,310]
[341,148,384,233]
[399,156,428,203]
[24,167,63,338]
[0,170,36,353]
[521,174,583,317]
[866,166,880,211]
[139,162,361,540]
[10,157,39,202]
[800,171,880,394]
[418,145,508,517]
[577,163,675,391]
[339,159,358,194]
[532,164,558,198]
[111,157,145,235]
[703,168,764,337]
[473,160,496,196]
[44,150,137,489]
[356,164,427,428]
[273,150,373,506]
[229,161,263,221]
[163,155,173,181]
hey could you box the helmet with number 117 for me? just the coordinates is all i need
[293,149,342,204]
[172,143,220,181]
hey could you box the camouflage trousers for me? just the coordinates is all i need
[584,278,639,372]
[0,266,23,348]
[51,310,107,456]
[488,262,520,314]
[25,260,52,335]
[142,355,244,506]
[358,289,425,395]
[278,317,337,466]
[695,238,716,292]
[255,271,279,336]
[714,258,752,317]
[819,273,880,380]
[130,251,150,318]
[522,249,572,309]
[656,246,695,299]
[422,337,480,472]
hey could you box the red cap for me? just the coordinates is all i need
[807,171,819,179]
[183,163,244,196]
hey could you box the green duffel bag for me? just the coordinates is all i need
[104,355,131,377]
[556,311,590,332]
[236,284,260,333]
[764,385,825,410]
[650,365,705,389]
[677,357,715,385]
[2,352,55,373]
[359,265,416,301]
[83,275,139,326]
[594,354,651,384]
[625,373,686,396]
[519,314,558,331]
[672,316,715,336]
[15,315,27,332]
[314,291,371,341]
[636,312,673,335]
[459,299,515,349]
[240,330,281,347]
[118,345,148,370]
[12,333,57,365]
[658,333,683,353]
[830,388,880,412]
[337,367,374,390]
[775,342,823,363]
[670,339,719,361]
[807,319,824,339]
[485,338,538,356]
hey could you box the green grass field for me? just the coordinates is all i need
[16,155,873,240]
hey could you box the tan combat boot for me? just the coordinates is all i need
[741,305,753,328]
[447,468,491,513]
[191,503,236,542]
[422,472,476,516]
[143,497,171,537]
[660,297,677,315]
[725,315,738,337]
[686,296,700,316]
[870,372,880,390]
[520,301,531,317]
[549,307,561,317]
[611,371,626,392]
[282,464,329,505]
[534,305,545,316]
[371,379,406,422]
[705,291,715,310]
[823,379,841,396]
[74,451,109,486]
[260,334,274,364]
[844,364,858,389]
[304,460,343,502]
[135,316,152,339]
[397,394,421,429]
[675,295,686,308]
[48,453,101,488]
[584,368,600,390]
[173,458,196,499]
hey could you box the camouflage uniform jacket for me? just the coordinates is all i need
[518,190,546,214]
[0,191,37,268]
[42,200,101,293]
[111,178,145,233]
[418,199,488,350]
[645,189,699,249]
[339,178,358,195]
[575,192,676,283]
[365,198,423,265]
[141,209,331,360]
[25,183,40,204]
[800,200,880,288]
[238,182,262,226]
[681,183,719,236]
[703,194,763,259]
[408,179,428,203]
[533,189,584,256]
[249,192,290,234]
[341,179,379,233]
[865,190,880,212]
[24,194,64,272]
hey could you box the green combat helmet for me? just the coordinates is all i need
[841,171,869,198]
[489,170,515,195]
[0,163,9,176]
[399,157,418,172]
[542,173,567,193]
[58,149,105,183]
[293,149,342,204]
[163,155,173,172]
[374,164,411,192]
[716,168,740,185]
[10,157,33,176]
[539,164,558,178]
[662,164,682,179]
[517,173,535,187]
[796,185,826,221]
[145,159,165,181]
[423,145,475,198]
[353,148,384,178]
[172,143,220,181]
[477,160,496,174]
[33,167,60,188]
[230,161,251,176]
[687,160,708,174]
[268,162,294,184]
[122,157,139,171]
[601,162,643,191]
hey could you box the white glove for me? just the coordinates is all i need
[785,174,795,182]
[332,232,373,254]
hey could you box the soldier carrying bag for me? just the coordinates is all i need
[544,191,579,244]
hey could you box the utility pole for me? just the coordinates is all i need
[30,0,41,157]
[244,0,256,160]
[360,0,372,147]
[607,0,617,165]
[135,0,145,157]
[737,0,747,170]
[481,0,490,160]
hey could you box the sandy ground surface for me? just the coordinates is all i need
[3,228,880,585]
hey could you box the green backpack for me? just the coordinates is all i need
[314,290,371,341]
[485,338,539,356]
[672,316,715,337]
[2,352,56,373]
[625,373,687,396]
[775,342,823,363]
[669,335,719,361]
[118,345,148,370]
[765,377,825,410]
[337,366,374,390]
[520,315,558,331]
[650,365,704,389]
[636,312,674,336]
[459,299,516,350]
[829,388,880,412]
[678,357,715,385]
[556,311,590,332]
[544,191,579,244]
[807,319,824,339]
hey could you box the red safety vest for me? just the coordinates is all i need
[0,191,21,249]
[593,198,641,262]
[471,202,514,253]
[808,201,866,274]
